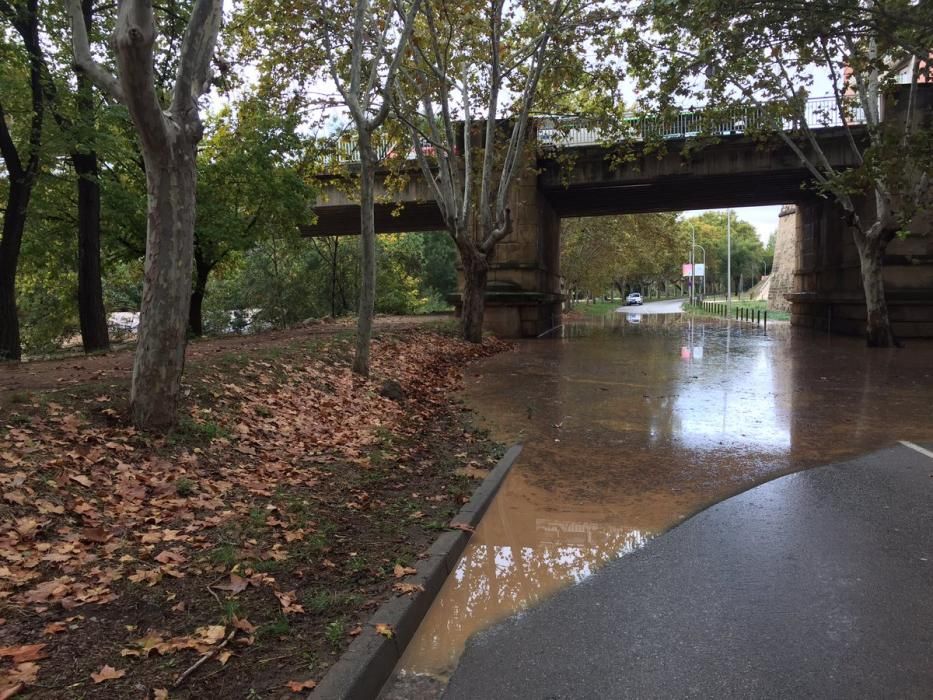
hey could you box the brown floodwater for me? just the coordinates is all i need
[395,313,933,684]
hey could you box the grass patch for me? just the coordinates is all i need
[258,616,291,641]
[569,300,620,317]
[687,299,790,321]
[324,618,346,649]
[208,543,238,568]
[175,477,195,497]
[170,415,230,445]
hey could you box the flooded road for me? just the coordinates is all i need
[394,313,933,686]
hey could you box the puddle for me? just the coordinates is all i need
[391,314,933,686]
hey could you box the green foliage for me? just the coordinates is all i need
[561,213,688,298]
[682,212,768,293]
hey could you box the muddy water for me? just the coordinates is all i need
[396,314,933,683]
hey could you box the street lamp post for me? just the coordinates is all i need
[689,222,696,305]
[726,209,732,305]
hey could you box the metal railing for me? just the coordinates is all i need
[536,96,868,148]
[325,96,869,165]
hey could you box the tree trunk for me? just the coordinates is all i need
[460,244,488,344]
[72,0,109,354]
[330,237,338,318]
[0,182,29,361]
[854,231,896,347]
[74,150,110,353]
[129,142,197,430]
[188,252,212,337]
[353,132,376,376]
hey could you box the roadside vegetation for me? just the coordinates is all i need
[685,299,790,322]
[561,212,773,310]
[0,326,507,696]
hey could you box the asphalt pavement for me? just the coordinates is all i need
[615,298,685,315]
[444,443,933,699]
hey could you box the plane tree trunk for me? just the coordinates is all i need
[70,0,222,430]
[352,132,377,376]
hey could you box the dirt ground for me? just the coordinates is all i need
[0,315,446,400]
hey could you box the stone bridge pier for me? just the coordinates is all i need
[788,195,933,337]
[468,164,562,338]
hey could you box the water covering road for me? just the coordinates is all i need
[389,312,933,694]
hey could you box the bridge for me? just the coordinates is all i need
[307,87,933,338]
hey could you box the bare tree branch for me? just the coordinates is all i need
[67,0,125,103]
[171,0,223,112]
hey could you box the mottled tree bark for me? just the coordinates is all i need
[459,243,489,344]
[352,133,376,376]
[71,0,221,429]
[130,145,199,428]
[854,229,897,347]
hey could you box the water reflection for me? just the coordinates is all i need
[396,314,933,683]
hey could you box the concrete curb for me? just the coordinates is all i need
[309,444,522,700]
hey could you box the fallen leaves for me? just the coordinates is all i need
[286,679,317,692]
[374,623,394,639]
[68,474,93,488]
[0,329,508,695]
[0,645,47,664]
[90,664,126,683]
[393,564,417,578]
[393,582,425,596]
[274,590,305,615]
[211,573,249,595]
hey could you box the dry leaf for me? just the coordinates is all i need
[393,564,417,578]
[274,590,304,615]
[449,522,475,533]
[0,684,23,700]
[393,582,425,596]
[42,622,66,636]
[90,665,126,683]
[7,662,39,685]
[68,474,93,488]
[153,689,169,700]
[212,573,248,594]
[374,623,394,639]
[286,679,317,692]
[0,645,48,664]
[194,625,227,645]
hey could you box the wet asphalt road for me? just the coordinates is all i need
[444,442,933,699]
[614,298,685,314]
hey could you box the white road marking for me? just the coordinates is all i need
[899,440,933,460]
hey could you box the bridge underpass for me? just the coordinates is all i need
[306,88,933,338]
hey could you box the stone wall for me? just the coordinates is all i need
[768,205,798,312]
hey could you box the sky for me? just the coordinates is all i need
[686,205,782,244]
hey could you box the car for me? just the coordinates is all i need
[626,292,643,306]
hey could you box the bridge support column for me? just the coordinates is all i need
[789,196,933,338]
[456,162,562,339]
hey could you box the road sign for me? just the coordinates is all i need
[682,263,706,277]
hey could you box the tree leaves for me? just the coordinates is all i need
[90,665,126,683]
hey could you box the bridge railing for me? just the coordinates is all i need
[536,97,867,148]
[322,97,868,165]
